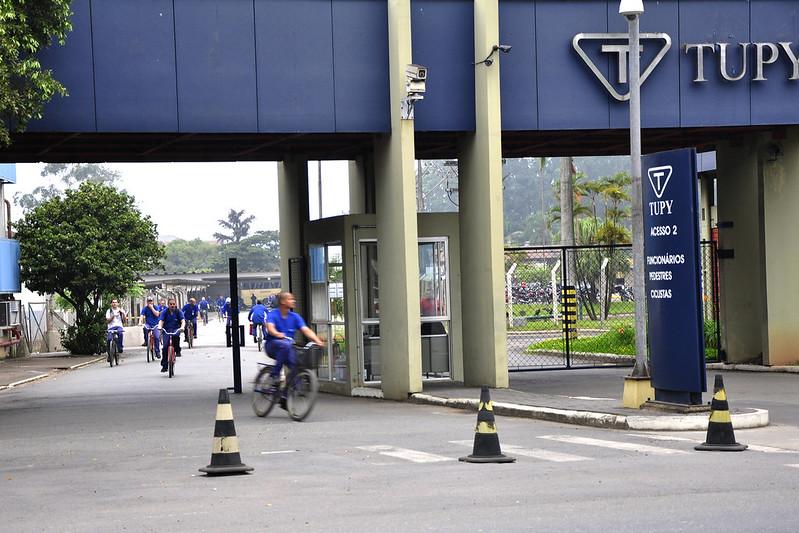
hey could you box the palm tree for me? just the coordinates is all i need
[214,209,255,244]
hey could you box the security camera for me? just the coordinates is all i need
[406,64,428,80]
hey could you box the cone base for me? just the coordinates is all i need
[694,442,748,452]
[459,454,516,463]
[199,464,254,475]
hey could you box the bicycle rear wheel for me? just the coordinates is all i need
[257,328,263,352]
[287,369,318,421]
[252,366,278,417]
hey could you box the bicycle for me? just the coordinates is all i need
[107,330,121,367]
[252,341,320,421]
[252,323,264,352]
[143,324,158,363]
[185,321,194,349]
[161,329,181,378]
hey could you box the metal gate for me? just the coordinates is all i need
[505,242,720,371]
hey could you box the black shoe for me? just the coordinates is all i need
[160,366,167,372]
[118,349,123,354]
[141,342,147,346]
[279,397,287,410]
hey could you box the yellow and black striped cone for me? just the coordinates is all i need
[459,385,516,463]
[695,375,747,452]
[199,389,255,475]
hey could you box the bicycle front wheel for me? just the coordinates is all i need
[252,366,278,417]
[287,369,318,421]
[168,345,175,378]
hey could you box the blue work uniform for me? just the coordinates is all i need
[181,302,199,339]
[159,308,184,367]
[265,308,307,379]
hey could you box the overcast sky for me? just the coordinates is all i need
[10,161,350,241]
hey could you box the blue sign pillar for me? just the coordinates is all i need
[642,148,707,404]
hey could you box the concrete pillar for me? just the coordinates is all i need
[716,128,799,366]
[373,0,422,400]
[349,157,368,215]
[278,156,310,289]
[757,129,799,365]
[457,0,508,388]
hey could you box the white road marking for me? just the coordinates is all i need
[627,433,798,454]
[259,450,297,455]
[786,464,799,468]
[539,435,689,455]
[356,445,451,463]
[449,440,589,462]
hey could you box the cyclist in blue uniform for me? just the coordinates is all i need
[265,292,323,403]
[138,296,162,348]
[181,298,199,342]
[198,296,210,324]
[248,299,268,342]
[158,298,185,373]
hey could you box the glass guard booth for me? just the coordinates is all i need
[360,238,451,382]
[304,215,457,390]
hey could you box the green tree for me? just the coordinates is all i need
[14,163,122,213]
[213,230,280,272]
[0,0,73,147]
[161,238,216,273]
[214,209,255,244]
[14,181,164,354]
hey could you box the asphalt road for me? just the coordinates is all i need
[2,322,799,531]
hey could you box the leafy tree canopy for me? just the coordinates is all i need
[14,181,165,354]
[213,230,280,272]
[160,238,217,273]
[14,163,122,213]
[214,208,255,244]
[0,0,73,147]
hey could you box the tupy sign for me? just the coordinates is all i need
[642,149,707,405]
[574,33,799,101]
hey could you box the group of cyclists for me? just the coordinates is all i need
[107,291,322,397]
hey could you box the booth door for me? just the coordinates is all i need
[357,239,451,384]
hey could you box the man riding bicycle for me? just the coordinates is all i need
[265,292,324,407]
[158,298,185,373]
[139,296,162,349]
[181,298,199,342]
[248,299,268,343]
[198,296,210,324]
[105,298,127,356]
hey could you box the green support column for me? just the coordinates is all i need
[373,0,422,400]
[458,0,508,388]
[277,156,309,288]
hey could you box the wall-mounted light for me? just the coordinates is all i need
[474,44,512,67]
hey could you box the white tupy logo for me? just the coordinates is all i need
[572,33,672,102]
[647,166,673,199]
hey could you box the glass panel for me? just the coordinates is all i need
[360,242,379,319]
[328,245,344,322]
[331,323,347,381]
[362,323,381,381]
[309,245,325,283]
[419,241,448,318]
[315,323,331,380]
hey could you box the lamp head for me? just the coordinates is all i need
[619,0,644,18]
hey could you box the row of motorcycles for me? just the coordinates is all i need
[507,281,634,304]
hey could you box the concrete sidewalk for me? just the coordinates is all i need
[3,347,796,431]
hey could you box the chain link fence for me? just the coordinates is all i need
[505,241,720,371]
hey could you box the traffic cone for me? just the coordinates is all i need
[459,385,516,463]
[199,389,255,475]
[694,375,747,452]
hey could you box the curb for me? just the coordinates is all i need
[707,363,799,373]
[409,393,770,431]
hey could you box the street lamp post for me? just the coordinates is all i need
[620,0,650,383]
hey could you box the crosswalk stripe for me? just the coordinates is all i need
[539,435,689,455]
[627,433,798,454]
[786,464,799,468]
[356,445,451,463]
[449,440,589,462]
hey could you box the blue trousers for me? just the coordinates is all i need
[107,326,124,351]
[266,338,295,378]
